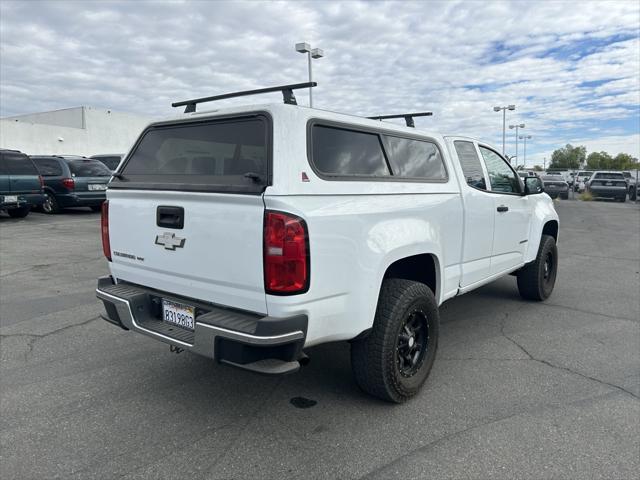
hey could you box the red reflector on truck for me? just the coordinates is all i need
[264,211,309,294]
[101,201,111,261]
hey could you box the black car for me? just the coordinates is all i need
[586,171,628,202]
[0,149,45,218]
[90,154,123,171]
[541,175,569,199]
[30,156,111,213]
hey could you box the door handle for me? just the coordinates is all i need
[157,206,184,229]
[497,205,509,212]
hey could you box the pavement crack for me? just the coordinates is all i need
[537,301,638,323]
[359,390,629,479]
[202,378,285,475]
[500,314,639,400]
[359,411,521,479]
[0,316,102,359]
[0,257,102,278]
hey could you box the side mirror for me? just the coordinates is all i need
[524,176,544,195]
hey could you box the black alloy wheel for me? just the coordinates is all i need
[396,310,429,378]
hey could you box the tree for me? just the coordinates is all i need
[550,144,586,169]
[586,151,612,170]
[533,165,543,171]
[612,153,636,170]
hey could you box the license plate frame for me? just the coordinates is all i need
[162,299,195,331]
[89,184,107,191]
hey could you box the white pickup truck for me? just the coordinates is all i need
[97,84,559,402]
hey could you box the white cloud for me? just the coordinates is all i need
[0,0,638,159]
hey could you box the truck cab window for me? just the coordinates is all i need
[479,146,520,194]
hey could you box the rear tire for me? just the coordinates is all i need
[351,279,439,403]
[517,234,558,301]
[619,196,626,203]
[629,188,637,201]
[7,206,30,218]
[42,192,60,214]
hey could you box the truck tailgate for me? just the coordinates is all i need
[107,189,266,314]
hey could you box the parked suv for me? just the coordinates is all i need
[96,84,559,402]
[586,171,628,202]
[540,175,569,199]
[31,156,111,213]
[0,149,45,218]
[622,171,637,201]
[90,154,124,171]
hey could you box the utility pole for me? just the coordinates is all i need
[493,105,516,156]
[295,42,324,107]
[509,123,525,167]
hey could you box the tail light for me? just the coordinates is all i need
[38,175,44,189]
[62,177,75,190]
[101,201,111,261]
[264,211,309,294]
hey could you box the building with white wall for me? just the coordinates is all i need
[0,106,153,156]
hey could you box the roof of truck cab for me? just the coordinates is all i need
[151,102,449,138]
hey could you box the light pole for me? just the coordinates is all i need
[295,42,324,107]
[493,105,515,156]
[519,135,532,168]
[509,123,525,167]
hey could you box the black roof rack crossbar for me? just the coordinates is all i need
[172,82,317,113]
[367,112,433,128]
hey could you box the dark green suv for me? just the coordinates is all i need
[0,149,45,218]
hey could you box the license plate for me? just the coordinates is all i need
[89,184,107,191]
[3,195,18,203]
[162,299,195,330]
[605,182,612,186]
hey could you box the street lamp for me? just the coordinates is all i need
[493,104,515,155]
[519,135,532,168]
[509,123,525,167]
[295,42,324,107]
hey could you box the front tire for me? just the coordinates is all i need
[351,279,439,403]
[517,234,558,301]
[7,206,30,218]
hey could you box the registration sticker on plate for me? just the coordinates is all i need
[89,184,107,191]
[162,299,195,330]
[3,195,18,203]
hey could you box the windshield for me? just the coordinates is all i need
[593,172,625,180]
[1,152,39,175]
[93,156,122,170]
[117,116,269,193]
[68,159,112,177]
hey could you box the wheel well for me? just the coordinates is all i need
[383,254,438,296]
[542,220,558,241]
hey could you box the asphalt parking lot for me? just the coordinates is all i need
[1,200,639,479]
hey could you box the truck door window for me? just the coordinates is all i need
[454,141,487,190]
[479,146,521,194]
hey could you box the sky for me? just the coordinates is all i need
[1,0,639,167]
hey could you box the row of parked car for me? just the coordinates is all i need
[0,149,122,218]
[518,170,636,202]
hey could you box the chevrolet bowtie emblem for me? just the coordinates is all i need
[155,232,186,250]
